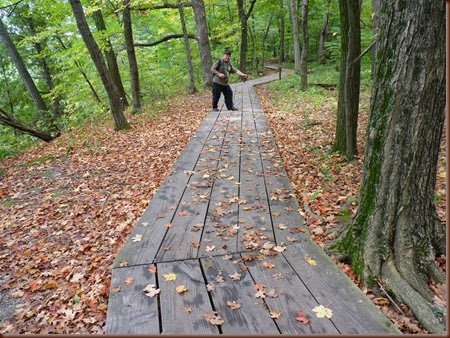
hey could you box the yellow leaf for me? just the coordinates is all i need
[176,284,188,294]
[308,259,317,266]
[439,171,446,178]
[163,273,177,281]
[312,305,333,318]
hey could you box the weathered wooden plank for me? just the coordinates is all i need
[283,241,401,334]
[158,260,218,334]
[105,265,159,334]
[155,113,233,262]
[113,111,220,267]
[245,252,339,334]
[200,255,280,334]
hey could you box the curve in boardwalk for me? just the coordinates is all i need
[105,71,400,334]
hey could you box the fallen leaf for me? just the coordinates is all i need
[192,241,201,248]
[223,254,233,260]
[163,273,177,281]
[176,285,188,294]
[278,223,288,230]
[143,284,160,297]
[266,289,278,298]
[273,246,286,253]
[253,283,266,291]
[263,261,275,269]
[305,255,317,266]
[141,222,149,227]
[124,277,133,285]
[229,272,241,281]
[272,273,283,280]
[227,301,241,310]
[270,310,282,319]
[111,286,121,293]
[295,311,310,324]
[204,311,224,325]
[184,306,192,313]
[132,234,143,242]
[272,211,281,217]
[206,284,216,291]
[179,211,188,216]
[148,266,157,274]
[205,245,215,252]
[165,223,173,228]
[312,305,333,318]
[255,290,266,298]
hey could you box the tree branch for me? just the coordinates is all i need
[0,0,23,11]
[132,2,193,11]
[134,34,197,47]
[351,40,375,65]
[246,0,258,19]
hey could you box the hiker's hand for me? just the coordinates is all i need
[218,73,226,79]
[244,74,249,79]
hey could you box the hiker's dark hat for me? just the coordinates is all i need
[224,50,232,55]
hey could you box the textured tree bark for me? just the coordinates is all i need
[317,0,331,64]
[123,0,143,113]
[330,1,446,333]
[300,0,308,91]
[333,0,348,153]
[236,0,257,73]
[92,8,129,108]
[0,17,55,131]
[27,19,62,119]
[178,0,197,94]
[343,0,360,160]
[69,0,131,131]
[371,0,380,79]
[0,107,58,142]
[192,0,213,88]
[289,0,301,73]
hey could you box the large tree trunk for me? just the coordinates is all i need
[330,1,446,333]
[289,0,301,73]
[55,35,103,104]
[318,0,331,64]
[192,0,213,88]
[0,17,56,132]
[178,0,197,94]
[27,19,62,119]
[69,0,131,131]
[333,0,349,153]
[236,0,257,73]
[0,107,58,142]
[123,0,143,113]
[92,8,129,108]
[300,0,308,91]
[343,0,360,160]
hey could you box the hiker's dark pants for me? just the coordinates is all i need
[212,82,233,110]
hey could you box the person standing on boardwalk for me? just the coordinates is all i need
[211,50,249,111]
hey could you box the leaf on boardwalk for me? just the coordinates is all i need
[215,273,224,283]
[295,312,310,324]
[141,222,149,227]
[273,245,286,253]
[272,273,283,280]
[263,261,275,269]
[191,223,203,232]
[272,211,281,217]
[164,223,173,228]
[205,245,215,252]
[204,311,224,325]
[278,223,288,230]
[270,310,282,319]
[266,289,278,298]
[287,236,297,242]
[143,284,160,297]
[132,234,142,242]
[163,273,177,281]
[253,283,266,291]
[148,266,157,274]
[227,301,241,310]
[111,286,121,293]
[229,272,241,281]
[192,241,201,248]
[178,211,188,216]
[184,306,192,313]
[255,290,266,298]
[223,254,233,260]
[206,284,216,291]
[176,285,188,294]
[312,305,333,318]
[124,277,133,285]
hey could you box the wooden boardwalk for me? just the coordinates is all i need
[105,72,400,334]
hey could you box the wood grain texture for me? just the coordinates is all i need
[283,241,400,334]
[245,252,338,334]
[200,255,280,334]
[105,265,159,334]
[158,260,218,334]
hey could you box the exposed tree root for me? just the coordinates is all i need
[381,258,446,334]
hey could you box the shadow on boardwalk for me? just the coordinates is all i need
[105,71,400,334]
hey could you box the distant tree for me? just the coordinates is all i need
[318,0,331,64]
[330,1,446,333]
[192,0,213,87]
[236,0,257,73]
[278,0,285,67]
[300,0,308,90]
[123,0,142,113]
[91,7,129,108]
[69,0,131,131]
[289,0,301,73]
[178,0,197,94]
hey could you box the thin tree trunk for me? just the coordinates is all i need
[0,55,15,115]
[55,35,102,104]
[192,0,213,88]
[343,0,360,160]
[262,12,274,71]
[178,0,197,94]
[300,0,308,90]
[330,1,446,333]
[0,17,55,131]
[278,0,285,66]
[289,0,301,73]
[318,0,331,63]
[371,0,380,80]
[92,8,129,108]
[27,19,62,118]
[333,0,349,153]
[123,0,143,113]
[69,0,131,131]
[236,0,257,73]
[0,107,58,142]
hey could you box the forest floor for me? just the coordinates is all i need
[0,74,446,334]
